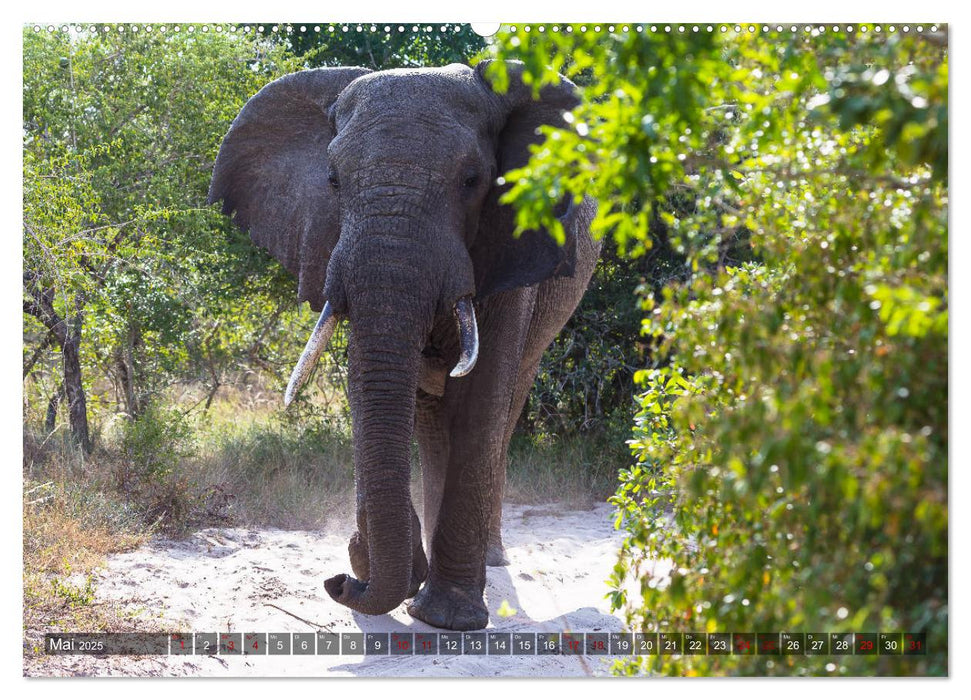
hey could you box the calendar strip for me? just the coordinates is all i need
[43,632,927,656]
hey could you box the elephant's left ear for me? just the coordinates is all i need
[471,60,591,301]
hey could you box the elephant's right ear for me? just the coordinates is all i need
[208,68,371,312]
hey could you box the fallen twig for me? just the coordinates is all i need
[262,602,335,634]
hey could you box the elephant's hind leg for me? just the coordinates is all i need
[486,353,544,568]
[485,532,511,567]
[415,388,449,555]
[486,226,602,566]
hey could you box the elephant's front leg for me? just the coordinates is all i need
[407,293,530,630]
[418,355,510,569]
[406,431,501,630]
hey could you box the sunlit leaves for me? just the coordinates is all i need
[493,25,947,676]
[263,23,486,71]
[866,284,947,338]
[489,26,724,258]
[23,26,300,416]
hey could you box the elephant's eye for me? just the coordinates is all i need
[462,174,479,189]
[328,173,340,190]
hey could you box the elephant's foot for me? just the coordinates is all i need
[348,530,428,599]
[407,577,488,630]
[485,541,510,567]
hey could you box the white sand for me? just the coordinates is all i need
[27,502,665,677]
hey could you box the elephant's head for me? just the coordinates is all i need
[208,60,583,616]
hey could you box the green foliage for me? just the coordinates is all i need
[487,26,724,256]
[257,22,486,69]
[494,25,947,676]
[23,146,109,299]
[120,403,195,482]
[50,575,96,608]
[23,25,308,430]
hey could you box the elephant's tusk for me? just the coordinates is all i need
[450,296,479,378]
[284,301,338,407]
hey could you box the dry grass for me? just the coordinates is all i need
[182,395,357,530]
[505,430,627,508]
[23,440,159,656]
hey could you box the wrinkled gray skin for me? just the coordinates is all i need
[208,61,600,630]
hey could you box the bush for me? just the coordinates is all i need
[120,402,195,483]
[494,25,947,676]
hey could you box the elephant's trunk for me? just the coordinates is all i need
[308,188,475,616]
[321,255,432,616]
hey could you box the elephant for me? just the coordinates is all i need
[208,60,601,630]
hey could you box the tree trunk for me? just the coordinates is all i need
[116,347,140,418]
[23,328,55,379]
[63,318,92,454]
[116,318,144,418]
[45,383,65,432]
[23,285,93,454]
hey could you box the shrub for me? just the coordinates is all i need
[120,402,195,483]
[494,25,947,676]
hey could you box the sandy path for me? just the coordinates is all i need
[28,502,659,677]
